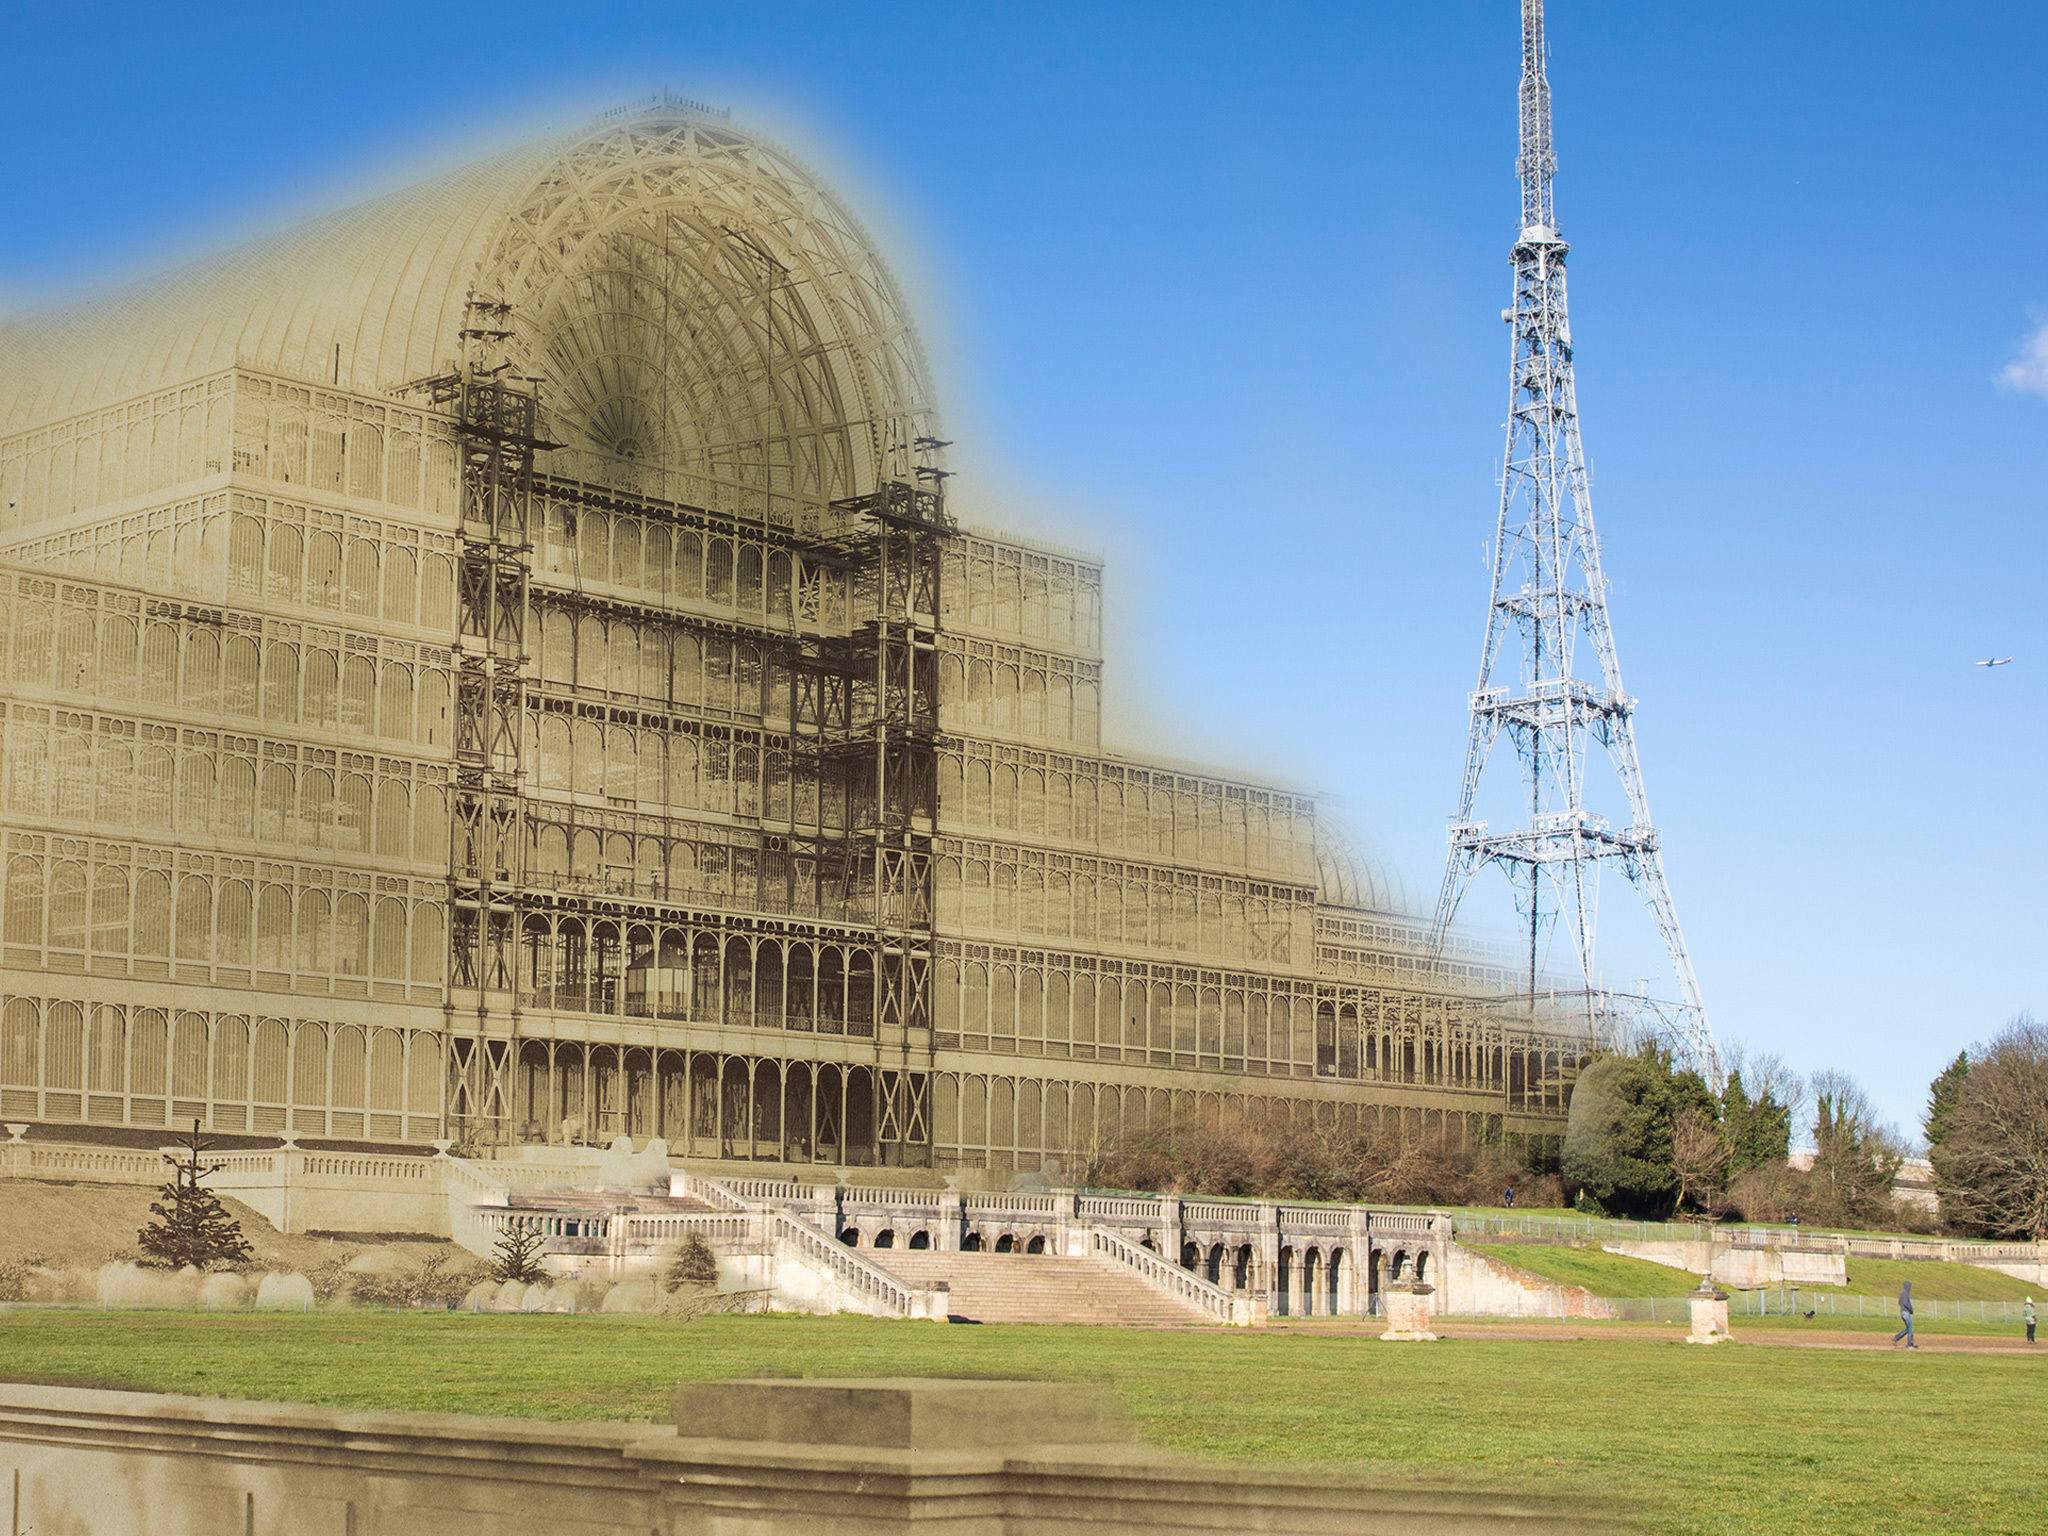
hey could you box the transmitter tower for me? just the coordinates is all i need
[1430,0,1713,1072]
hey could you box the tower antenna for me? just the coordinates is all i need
[1429,0,1714,1074]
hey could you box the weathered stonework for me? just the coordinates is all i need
[1380,1280,1438,1341]
[0,1378,1631,1534]
[1685,1281,1732,1345]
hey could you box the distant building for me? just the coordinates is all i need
[0,105,1579,1170]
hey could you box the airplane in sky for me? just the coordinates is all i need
[1975,656,2014,667]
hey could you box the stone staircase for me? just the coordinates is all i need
[872,1249,1217,1327]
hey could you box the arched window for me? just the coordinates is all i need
[334,893,370,976]
[173,877,212,962]
[372,898,408,980]
[341,656,376,733]
[374,780,410,857]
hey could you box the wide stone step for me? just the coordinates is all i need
[871,1250,1218,1327]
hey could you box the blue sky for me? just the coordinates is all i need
[5,2,2043,1139]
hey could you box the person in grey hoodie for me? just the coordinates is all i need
[1892,1281,1916,1349]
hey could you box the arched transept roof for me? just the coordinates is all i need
[0,102,935,504]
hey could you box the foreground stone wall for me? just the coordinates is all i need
[0,1378,1626,1535]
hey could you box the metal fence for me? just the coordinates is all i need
[1735,1289,2035,1324]
[1451,1213,1710,1244]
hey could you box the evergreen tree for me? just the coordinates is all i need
[489,1222,549,1283]
[137,1123,253,1270]
[1719,1068,1793,1177]
[1563,1045,1716,1217]
[662,1233,720,1292]
[1924,1051,1971,1150]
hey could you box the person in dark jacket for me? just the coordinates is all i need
[1892,1281,1916,1348]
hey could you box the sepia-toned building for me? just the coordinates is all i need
[0,102,1582,1170]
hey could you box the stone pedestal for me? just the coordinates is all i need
[1379,1280,1436,1341]
[1686,1281,1732,1345]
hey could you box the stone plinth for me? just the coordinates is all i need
[1380,1280,1437,1341]
[0,1377,1632,1534]
[1686,1281,1732,1345]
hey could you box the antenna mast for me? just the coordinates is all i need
[1429,0,1714,1073]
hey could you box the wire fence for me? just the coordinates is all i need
[1452,1213,1711,1245]
[1431,1292,2039,1325]
[1735,1290,2036,1324]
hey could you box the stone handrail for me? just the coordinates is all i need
[481,1161,597,1190]
[1366,1211,1438,1236]
[1075,1195,1164,1223]
[442,1157,512,1206]
[717,1177,812,1203]
[623,1212,753,1248]
[1087,1225,1245,1326]
[840,1186,948,1210]
[671,1172,750,1211]
[1278,1206,1351,1231]
[19,1146,165,1180]
[761,1207,934,1318]
[299,1153,432,1180]
[1183,1202,1258,1225]
[965,1192,1057,1216]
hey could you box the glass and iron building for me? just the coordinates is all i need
[0,105,1581,1168]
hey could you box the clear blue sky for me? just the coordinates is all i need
[5,2,2043,1141]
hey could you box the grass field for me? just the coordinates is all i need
[1465,1238,2039,1307]
[1837,1257,2037,1302]
[1472,1242,1699,1296]
[1,1310,2041,1535]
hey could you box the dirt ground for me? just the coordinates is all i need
[0,1179,464,1272]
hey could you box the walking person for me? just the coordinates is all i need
[1892,1281,1916,1349]
[2025,1297,2036,1346]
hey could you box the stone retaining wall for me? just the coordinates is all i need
[0,1379,1629,1534]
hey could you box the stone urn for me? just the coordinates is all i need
[1686,1279,1732,1345]
[1379,1280,1437,1342]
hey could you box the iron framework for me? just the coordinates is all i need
[1430,0,1713,1075]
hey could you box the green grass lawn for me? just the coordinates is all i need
[2,1310,2041,1535]
[1836,1257,2037,1302]
[1470,1241,1699,1296]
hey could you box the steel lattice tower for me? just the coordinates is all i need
[1430,0,1713,1072]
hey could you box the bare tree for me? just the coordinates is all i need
[1671,1106,1729,1214]
[1933,1016,2048,1239]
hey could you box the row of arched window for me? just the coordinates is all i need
[4,602,450,746]
[1,376,230,529]
[934,644,1100,746]
[1,856,444,983]
[224,511,456,627]
[516,918,876,1031]
[937,753,1318,881]
[535,505,848,629]
[526,715,845,827]
[232,379,454,510]
[934,855,1309,960]
[508,1045,898,1163]
[0,996,445,1139]
[938,539,1101,652]
[4,726,446,861]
